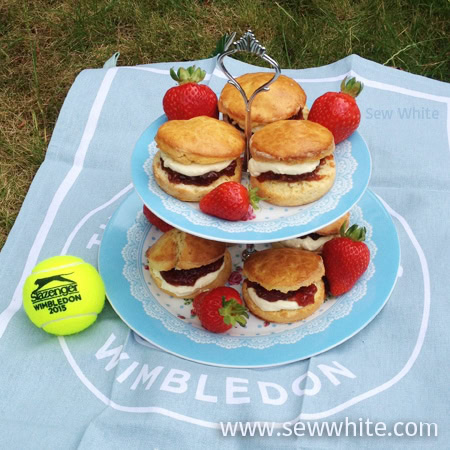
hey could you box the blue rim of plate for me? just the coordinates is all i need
[131,115,372,244]
[98,188,400,368]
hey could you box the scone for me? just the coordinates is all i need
[153,116,245,202]
[242,248,326,323]
[219,73,307,133]
[146,229,232,298]
[249,120,336,206]
[272,212,350,253]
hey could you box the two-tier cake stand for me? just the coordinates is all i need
[98,31,400,368]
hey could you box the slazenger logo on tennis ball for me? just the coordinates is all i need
[23,255,106,335]
[31,273,82,314]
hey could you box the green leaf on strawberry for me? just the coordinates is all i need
[340,222,366,241]
[248,185,263,211]
[340,76,364,98]
[170,65,206,85]
[219,296,249,328]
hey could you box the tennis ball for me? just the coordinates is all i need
[23,255,106,335]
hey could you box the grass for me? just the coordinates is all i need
[0,0,449,248]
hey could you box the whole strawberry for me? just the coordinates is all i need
[308,77,363,144]
[143,205,174,232]
[163,65,218,120]
[199,182,261,221]
[322,223,370,296]
[193,287,248,333]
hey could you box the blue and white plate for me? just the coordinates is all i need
[99,189,400,368]
[131,115,372,244]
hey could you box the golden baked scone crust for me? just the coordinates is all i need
[219,73,306,128]
[153,152,242,202]
[155,116,245,165]
[149,250,232,298]
[250,120,335,163]
[316,212,350,236]
[243,248,325,292]
[146,229,226,271]
[242,279,325,323]
[249,155,336,206]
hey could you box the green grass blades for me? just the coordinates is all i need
[1,0,449,247]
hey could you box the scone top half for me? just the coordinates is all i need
[250,120,335,166]
[145,229,232,298]
[272,212,350,253]
[219,73,307,132]
[243,248,324,293]
[155,116,244,165]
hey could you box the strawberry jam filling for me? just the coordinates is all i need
[246,280,317,307]
[300,232,323,240]
[256,156,331,183]
[161,158,236,186]
[160,257,224,286]
[288,109,305,120]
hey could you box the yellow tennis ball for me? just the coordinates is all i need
[23,255,105,335]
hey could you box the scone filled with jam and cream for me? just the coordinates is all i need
[272,213,350,253]
[153,116,244,202]
[248,120,336,207]
[146,229,232,298]
[242,248,325,323]
[219,72,307,134]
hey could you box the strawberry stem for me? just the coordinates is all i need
[340,76,363,98]
[340,223,366,241]
[248,185,263,210]
[219,296,249,328]
[170,65,206,85]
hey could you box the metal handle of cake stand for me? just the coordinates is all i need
[217,31,281,261]
[217,30,281,172]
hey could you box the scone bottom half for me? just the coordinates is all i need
[249,154,336,207]
[153,151,243,202]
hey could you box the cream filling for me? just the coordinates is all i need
[160,152,233,177]
[248,285,317,312]
[302,105,309,120]
[248,158,320,177]
[151,261,225,297]
[277,235,335,252]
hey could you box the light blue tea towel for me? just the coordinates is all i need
[0,55,449,449]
